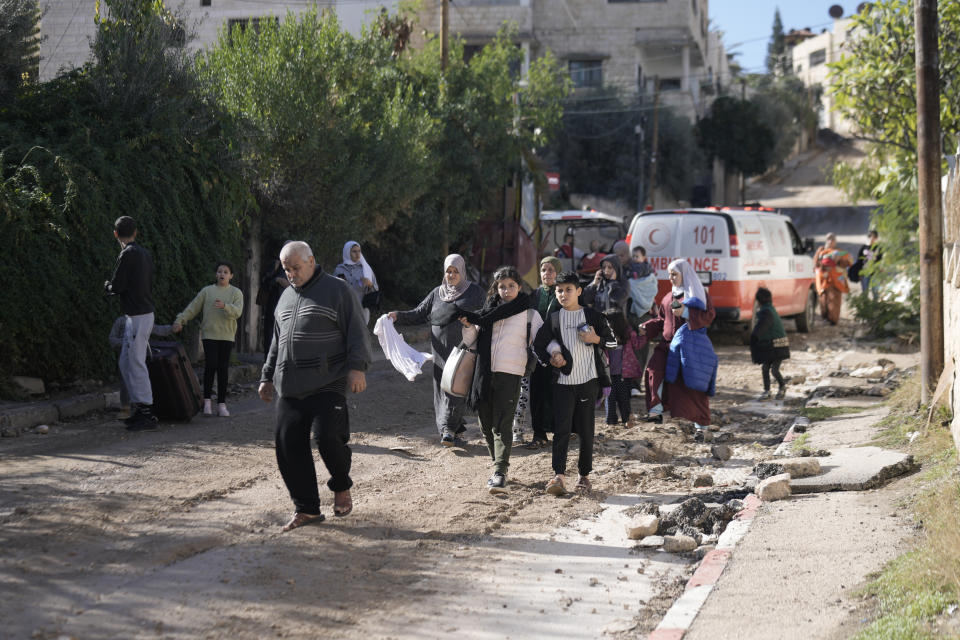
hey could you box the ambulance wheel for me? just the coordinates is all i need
[794,287,816,333]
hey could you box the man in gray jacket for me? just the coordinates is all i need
[259,241,372,532]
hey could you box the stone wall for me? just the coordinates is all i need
[943,154,960,454]
[415,0,718,122]
[38,0,394,81]
[38,0,97,81]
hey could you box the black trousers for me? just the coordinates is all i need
[201,339,233,401]
[275,391,352,515]
[762,359,785,391]
[552,379,599,477]
[605,374,632,424]
[528,364,554,440]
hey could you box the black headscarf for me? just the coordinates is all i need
[594,256,628,314]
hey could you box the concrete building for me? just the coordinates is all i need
[415,0,727,122]
[38,0,396,82]
[788,15,855,136]
[40,0,726,121]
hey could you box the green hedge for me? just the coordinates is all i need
[0,70,248,387]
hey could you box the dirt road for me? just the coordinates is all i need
[0,315,901,639]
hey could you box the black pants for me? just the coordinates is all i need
[762,359,785,391]
[605,374,632,424]
[552,379,599,477]
[275,391,352,515]
[202,339,233,401]
[529,364,554,441]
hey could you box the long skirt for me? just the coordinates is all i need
[644,344,668,412]
[665,372,711,426]
[645,344,710,425]
[819,288,842,325]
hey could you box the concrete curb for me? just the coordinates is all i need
[0,363,264,437]
[648,398,897,638]
[646,409,804,639]
[773,416,810,456]
[648,494,762,640]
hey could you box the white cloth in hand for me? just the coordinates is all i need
[373,315,432,382]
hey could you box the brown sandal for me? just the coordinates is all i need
[333,490,353,517]
[281,511,325,532]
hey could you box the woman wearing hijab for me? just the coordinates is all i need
[582,255,629,316]
[334,241,379,323]
[637,259,716,439]
[389,255,485,446]
[813,232,853,325]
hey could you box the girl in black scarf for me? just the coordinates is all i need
[458,266,542,494]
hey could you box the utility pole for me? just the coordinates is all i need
[441,0,449,72]
[647,77,660,209]
[915,0,944,403]
[635,122,645,212]
[440,0,450,255]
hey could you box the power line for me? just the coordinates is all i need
[40,0,87,77]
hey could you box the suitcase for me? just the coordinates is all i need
[147,340,202,420]
[440,343,477,398]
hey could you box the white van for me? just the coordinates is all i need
[626,207,816,332]
[540,209,628,277]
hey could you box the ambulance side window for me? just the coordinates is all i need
[786,222,806,255]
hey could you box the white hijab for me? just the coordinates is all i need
[341,241,378,290]
[668,259,706,304]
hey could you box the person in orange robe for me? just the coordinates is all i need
[813,232,853,325]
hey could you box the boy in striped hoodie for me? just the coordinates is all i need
[533,271,617,495]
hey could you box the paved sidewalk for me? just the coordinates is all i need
[681,400,917,640]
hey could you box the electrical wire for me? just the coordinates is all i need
[40,0,87,77]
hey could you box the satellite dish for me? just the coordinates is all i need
[857,2,870,13]
[828,4,844,18]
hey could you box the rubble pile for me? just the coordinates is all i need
[626,496,745,555]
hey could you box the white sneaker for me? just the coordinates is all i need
[203,399,213,416]
[630,388,642,397]
[217,403,230,417]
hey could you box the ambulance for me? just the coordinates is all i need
[626,207,817,333]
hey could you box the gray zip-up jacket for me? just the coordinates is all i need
[261,268,371,399]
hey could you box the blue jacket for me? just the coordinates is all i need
[666,323,717,396]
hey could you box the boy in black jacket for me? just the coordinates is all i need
[533,271,617,495]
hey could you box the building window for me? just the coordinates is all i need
[659,77,682,91]
[569,60,602,88]
[691,0,697,14]
[809,48,826,66]
[463,45,484,63]
[228,17,278,37]
[201,0,211,6]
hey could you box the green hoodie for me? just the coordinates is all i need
[175,284,244,342]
